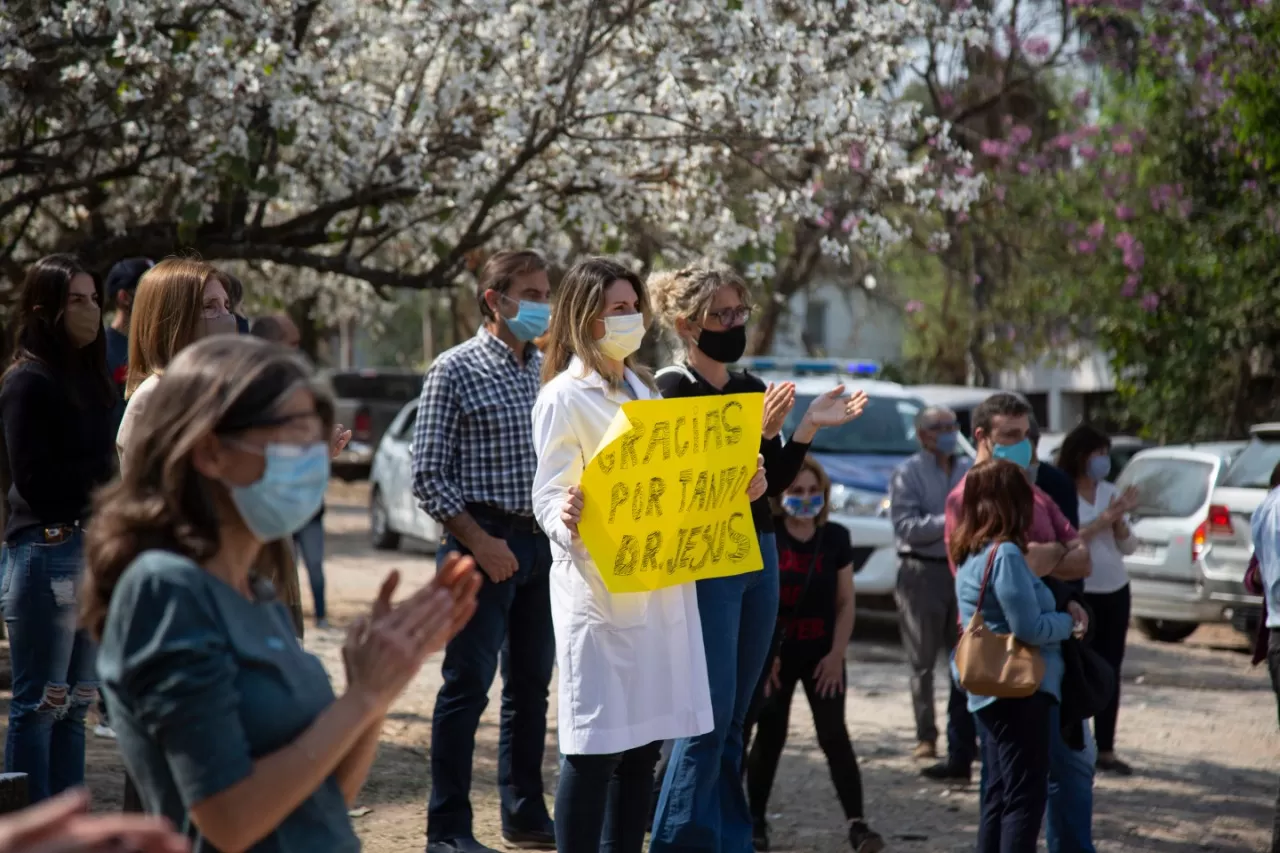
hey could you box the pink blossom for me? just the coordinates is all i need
[1122,274,1140,297]
[752,151,765,166]
[1087,220,1105,240]
[1075,240,1096,255]
[994,185,1007,202]
[1024,36,1052,59]
[956,165,975,178]
[1244,179,1259,192]
[954,0,972,9]
[841,214,860,234]
[849,144,863,171]
[1112,139,1133,156]
[1078,124,1102,138]
[1009,124,1033,146]
[956,211,970,224]
[1080,145,1098,161]
[905,300,924,314]
[940,92,955,110]
[816,209,834,228]
[973,274,983,284]
[981,139,1013,159]
[1018,162,1032,175]
[1115,204,1135,221]
[1141,292,1160,312]
[1051,134,1074,151]
[1114,231,1136,251]
[1072,89,1091,109]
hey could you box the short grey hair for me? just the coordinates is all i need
[250,315,287,342]
[914,405,954,432]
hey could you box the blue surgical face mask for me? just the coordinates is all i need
[990,437,1034,470]
[227,442,330,541]
[1087,454,1111,482]
[782,494,824,519]
[934,431,958,454]
[502,298,551,342]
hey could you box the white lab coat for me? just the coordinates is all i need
[531,357,713,756]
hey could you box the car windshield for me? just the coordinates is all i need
[1220,436,1280,489]
[329,373,422,402]
[787,394,923,455]
[1116,457,1214,518]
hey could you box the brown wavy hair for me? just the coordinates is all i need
[82,335,334,640]
[126,258,232,397]
[771,454,833,526]
[947,459,1033,566]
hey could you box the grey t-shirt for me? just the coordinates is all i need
[97,550,360,853]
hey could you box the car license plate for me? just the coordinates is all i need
[1132,541,1159,557]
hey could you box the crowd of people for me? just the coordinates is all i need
[0,245,1270,853]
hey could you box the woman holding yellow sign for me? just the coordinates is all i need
[531,257,766,853]
[647,264,867,853]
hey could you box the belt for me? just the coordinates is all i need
[902,552,949,564]
[466,503,541,535]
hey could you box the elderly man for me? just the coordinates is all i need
[249,313,303,349]
[890,406,973,770]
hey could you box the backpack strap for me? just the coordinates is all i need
[655,364,697,385]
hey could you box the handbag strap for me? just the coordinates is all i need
[972,541,1003,614]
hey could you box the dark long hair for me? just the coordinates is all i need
[948,459,1034,565]
[82,335,334,640]
[1057,423,1111,481]
[5,254,113,407]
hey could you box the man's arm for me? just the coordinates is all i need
[1045,492,1091,581]
[889,463,945,547]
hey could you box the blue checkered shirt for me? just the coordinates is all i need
[411,329,542,522]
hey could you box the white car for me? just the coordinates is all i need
[1119,442,1248,642]
[368,401,443,551]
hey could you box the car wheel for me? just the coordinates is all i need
[1135,617,1198,644]
[370,488,400,551]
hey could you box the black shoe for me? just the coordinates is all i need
[848,821,885,853]
[752,819,770,852]
[502,825,556,851]
[921,761,972,783]
[1096,754,1134,776]
[426,839,501,853]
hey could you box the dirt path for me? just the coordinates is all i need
[65,483,1280,851]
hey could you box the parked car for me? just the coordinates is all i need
[1194,424,1280,636]
[323,368,423,480]
[1119,442,1248,642]
[1037,432,1152,481]
[737,359,977,618]
[368,401,443,551]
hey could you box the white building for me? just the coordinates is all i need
[768,279,905,366]
[995,345,1117,432]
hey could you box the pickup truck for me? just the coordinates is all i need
[323,368,423,480]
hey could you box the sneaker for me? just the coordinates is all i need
[1096,753,1134,776]
[752,819,770,852]
[921,761,971,783]
[912,740,937,760]
[848,821,885,853]
[501,825,556,851]
[93,724,116,740]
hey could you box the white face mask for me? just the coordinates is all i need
[599,313,646,360]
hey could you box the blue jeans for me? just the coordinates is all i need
[427,521,556,842]
[555,742,661,853]
[1,528,97,802]
[975,693,1052,853]
[1046,703,1097,853]
[651,533,780,853]
[293,516,325,622]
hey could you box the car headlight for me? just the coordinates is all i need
[829,484,891,517]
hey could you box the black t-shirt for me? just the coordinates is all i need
[775,519,854,657]
[655,366,810,535]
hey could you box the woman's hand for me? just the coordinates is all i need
[344,556,482,711]
[803,386,868,429]
[813,651,846,698]
[330,424,354,459]
[1067,600,1089,638]
[562,486,584,537]
[762,382,796,439]
[746,454,767,501]
[0,788,189,853]
[762,657,782,698]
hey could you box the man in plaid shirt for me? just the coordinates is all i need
[412,250,556,853]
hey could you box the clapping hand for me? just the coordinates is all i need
[746,454,767,501]
[343,556,481,712]
[330,423,354,459]
[0,788,189,853]
[762,382,796,439]
[803,386,868,428]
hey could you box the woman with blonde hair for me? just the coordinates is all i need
[86,335,481,852]
[532,257,763,852]
[647,263,866,852]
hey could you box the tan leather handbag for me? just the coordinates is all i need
[955,543,1045,699]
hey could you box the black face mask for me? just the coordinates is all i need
[696,324,747,364]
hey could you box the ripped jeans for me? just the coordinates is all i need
[1,527,96,802]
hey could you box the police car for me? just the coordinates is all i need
[735,358,976,617]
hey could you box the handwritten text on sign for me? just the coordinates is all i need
[578,393,764,593]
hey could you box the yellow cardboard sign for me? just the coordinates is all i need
[578,393,764,594]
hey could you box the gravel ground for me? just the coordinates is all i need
[44,482,1280,851]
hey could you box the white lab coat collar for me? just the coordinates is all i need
[567,355,648,402]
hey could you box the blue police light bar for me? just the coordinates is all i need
[735,357,881,377]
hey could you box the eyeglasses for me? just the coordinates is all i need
[926,421,959,432]
[705,306,752,328]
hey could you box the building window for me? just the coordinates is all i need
[804,301,827,353]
